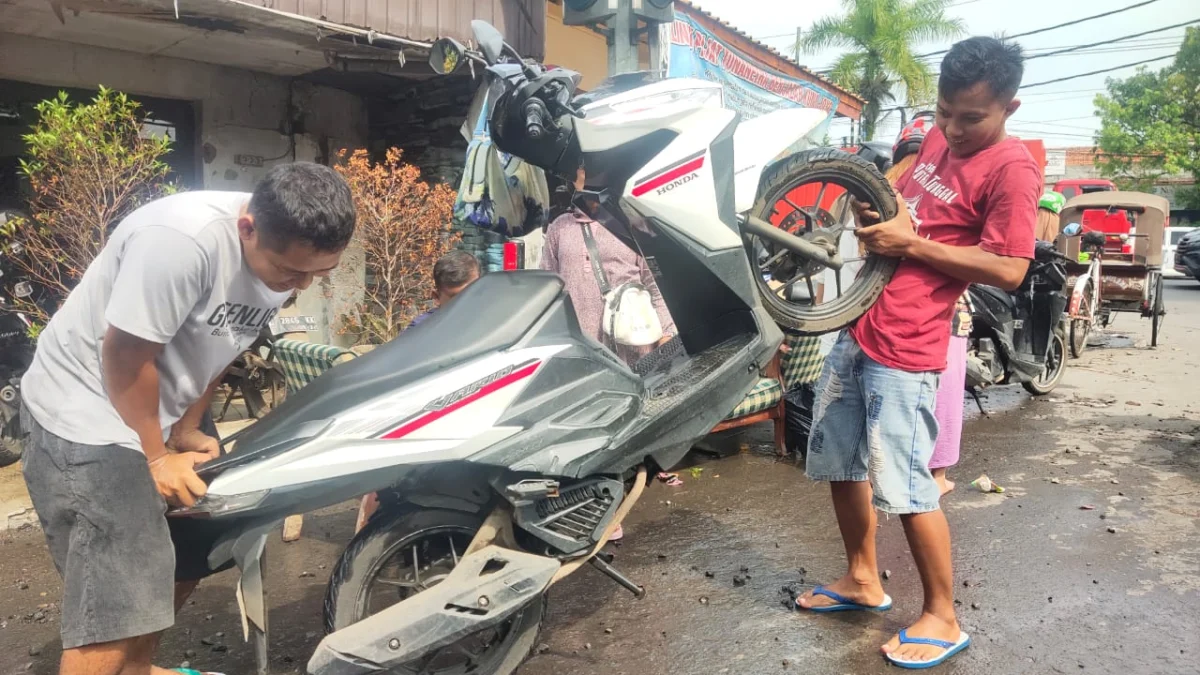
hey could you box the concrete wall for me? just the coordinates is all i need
[0,33,368,345]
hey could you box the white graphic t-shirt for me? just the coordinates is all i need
[22,191,292,452]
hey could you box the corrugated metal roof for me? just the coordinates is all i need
[676,0,864,107]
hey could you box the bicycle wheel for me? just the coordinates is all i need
[1151,272,1164,347]
[1069,278,1094,358]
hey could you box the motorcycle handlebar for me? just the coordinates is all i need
[523,99,551,139]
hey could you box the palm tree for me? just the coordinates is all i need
[798,0,965,141]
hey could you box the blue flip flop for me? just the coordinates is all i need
[883,629,971,669]
[799,585,893,613]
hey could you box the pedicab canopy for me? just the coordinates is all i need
[1057,191,1170,268]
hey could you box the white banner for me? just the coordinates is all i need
[1045,149,1067,177]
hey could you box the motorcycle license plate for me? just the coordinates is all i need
[270,315,317,334]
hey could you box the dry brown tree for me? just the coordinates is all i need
[335,147,459,344]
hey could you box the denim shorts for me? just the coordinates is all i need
[805,332,942,515]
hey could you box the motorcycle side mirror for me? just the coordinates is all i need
[471,20,506,65]
[429,37,468,75]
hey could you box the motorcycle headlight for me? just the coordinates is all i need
[169,490,269,518]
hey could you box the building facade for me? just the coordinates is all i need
[0,0,546,345]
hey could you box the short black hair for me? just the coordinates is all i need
[248,162,356,252]
[433,250,480,290]
[939,36,1024,102]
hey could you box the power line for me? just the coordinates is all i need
[915,0,1162,59]
[920,37,1185,63]
[1011,119,1099,131]
[1009,128,1098,139]
[1020,93,1109,103]
[1025,19,1197,60]
[1024,37,1183,53]
[1021,54,1175,89]
[1021,87,1107,97]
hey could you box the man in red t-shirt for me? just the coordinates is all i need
[796,37,1041,669]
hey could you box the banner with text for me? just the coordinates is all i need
[667,14,839,121]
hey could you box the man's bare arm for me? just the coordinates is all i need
[102,326,171,462]
[169,375,224,458]
[854,197,1030,291]
[904,239,1029,291]
[102,326,209,506]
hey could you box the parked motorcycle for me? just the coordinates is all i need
[965,240,1070,400]
[167,21,898,675]
[0,210,43,467]
[0,301,33,467]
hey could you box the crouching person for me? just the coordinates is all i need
[20,163,356,675]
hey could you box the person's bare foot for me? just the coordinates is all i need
[933,469,955,496]
[881,611,963,663]
[796,573,886,610]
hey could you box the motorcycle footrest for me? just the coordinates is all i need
[307,545,559,675]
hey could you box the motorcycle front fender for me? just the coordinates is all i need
[222,520,281,675]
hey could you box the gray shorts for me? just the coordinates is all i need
[20,408,219,649]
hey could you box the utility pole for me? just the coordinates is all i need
[794,27,802,63]
[608,0,639,75]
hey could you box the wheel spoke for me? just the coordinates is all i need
[835,195,851,226]
[412,545,421,586]
[804,274,818,306]
[814,182,828,214]
[449,536,459,566]
[373,578,420,589]
[834,268,843,298]
[759,248,788,272]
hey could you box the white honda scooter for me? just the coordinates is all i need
[169,20,897,675]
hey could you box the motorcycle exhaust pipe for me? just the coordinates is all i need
[308,545,560,675]
[741,215,844,271]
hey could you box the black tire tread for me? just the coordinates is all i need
[1023,329,1067,396]
[750,148,899,334]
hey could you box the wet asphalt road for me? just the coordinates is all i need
[1,281,1199,675]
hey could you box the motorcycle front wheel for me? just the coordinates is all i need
[746,148,899,334]
[1023,328,1067,396]
[324,507,544,675]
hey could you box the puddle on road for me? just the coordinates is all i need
[963,385,1029,421]
[1087,332,1136,350]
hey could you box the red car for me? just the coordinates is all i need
[1053,178,1117,200]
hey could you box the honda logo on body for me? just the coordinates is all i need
[655,171,699,196]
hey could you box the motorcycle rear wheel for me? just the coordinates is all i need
[1023,328,1067,396]
[746,148,899,334]
[324,507,544,675]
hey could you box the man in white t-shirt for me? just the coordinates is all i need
[20,162,356,675]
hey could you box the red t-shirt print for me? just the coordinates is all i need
[850,126,1042,373]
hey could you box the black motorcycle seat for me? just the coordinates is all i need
[200,271,565,474]
[969,283,1013,311]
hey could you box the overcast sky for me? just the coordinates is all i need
[688,0,1195,148]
